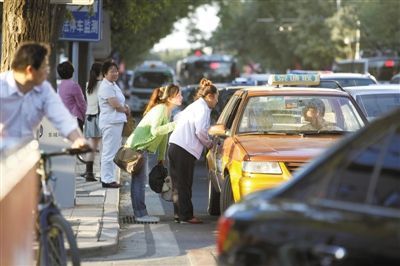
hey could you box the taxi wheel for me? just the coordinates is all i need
[220,173,234,213]
[207,175,220,216]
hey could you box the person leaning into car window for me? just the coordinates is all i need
[300,99,337,131]
[126,84,183,223]
[168,78,219,224]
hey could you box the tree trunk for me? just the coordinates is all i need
[1,0,51,71]
[48,5,66,89]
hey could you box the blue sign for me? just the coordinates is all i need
[59,0,102,42]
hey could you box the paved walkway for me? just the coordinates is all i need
[60,155,126,257]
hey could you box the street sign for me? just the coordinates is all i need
[59,0,102,42]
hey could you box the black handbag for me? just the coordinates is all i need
[113,146,144,174]
[149,163,168,193]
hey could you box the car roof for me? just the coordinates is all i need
[135,61,174,72]
[344,84,400,95]
[320,73,373,79]
[229,85,350,97]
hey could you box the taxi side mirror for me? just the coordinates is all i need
[208,124,227,136]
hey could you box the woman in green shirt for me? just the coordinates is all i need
[126,84,182,223]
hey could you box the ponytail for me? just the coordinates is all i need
[143,84,180,116]
[195,78,217,100]
[87,62,102,94]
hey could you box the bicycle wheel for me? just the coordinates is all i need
[38,214,80,266]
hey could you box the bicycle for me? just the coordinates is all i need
[36,146,91,266]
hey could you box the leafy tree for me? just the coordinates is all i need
[209,0,400,72]
[1,0,65,88]
[348,0,400,56]
[103,0,210,67]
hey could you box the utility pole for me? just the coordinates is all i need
[355,20,361,60]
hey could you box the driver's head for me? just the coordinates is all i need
[303,99,325,122]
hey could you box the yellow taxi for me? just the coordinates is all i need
[206,74,368,215]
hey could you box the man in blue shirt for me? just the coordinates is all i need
[0,42,87,147]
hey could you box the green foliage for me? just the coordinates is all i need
[352,0,400,54]
[103,0,210,66]
[209,0,400,72]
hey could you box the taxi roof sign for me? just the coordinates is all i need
[268,74,320,86]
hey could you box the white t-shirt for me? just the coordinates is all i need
[97,79,126,128]
[169,97,212,159]
[85,81,101,115]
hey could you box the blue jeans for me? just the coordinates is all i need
[130,151,149,217]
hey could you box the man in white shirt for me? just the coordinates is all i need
[0,42,87,147]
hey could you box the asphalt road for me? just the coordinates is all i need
[83,157,219,266]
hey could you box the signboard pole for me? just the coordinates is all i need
[72,41,79,81]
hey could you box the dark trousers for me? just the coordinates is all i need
[168,143,196,221]
[78,118,84,131]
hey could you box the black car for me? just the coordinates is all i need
[217,107,400,266]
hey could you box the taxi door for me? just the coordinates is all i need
[208,94,243,191]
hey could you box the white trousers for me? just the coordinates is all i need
[100,123,123,183]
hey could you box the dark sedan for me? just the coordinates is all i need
[217,107,400,266]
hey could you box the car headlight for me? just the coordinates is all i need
[242,161,282,174]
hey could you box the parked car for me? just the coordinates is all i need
[287,71,377,88]
[333,56,400,83]
[319,73,377,88]
[390,73,400,84]
[206,74,368,215]
[217,107,400,266]
[176,54,238,85]
[344,84,400,121]
[127,61,176,113]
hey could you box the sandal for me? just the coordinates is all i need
[181,217,203,224]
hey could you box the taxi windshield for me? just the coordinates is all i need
[237,95,365,134]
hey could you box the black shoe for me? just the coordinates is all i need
[101,182,121,188]
[85,173,97,182]
[174,217,180,223]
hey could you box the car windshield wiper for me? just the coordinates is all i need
[299,130,349,135]
[239,131,288,135]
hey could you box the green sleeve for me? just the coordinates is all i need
[150,105,176,136]
[157,134,168,161]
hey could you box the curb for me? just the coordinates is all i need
[78,187,120,258]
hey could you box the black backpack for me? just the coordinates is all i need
[149,164,168,193]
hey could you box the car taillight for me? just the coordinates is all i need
[217,216,234,255]
[385,60,395,67]
[210,62,220,69]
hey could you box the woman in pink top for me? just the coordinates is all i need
[57,61,87,130]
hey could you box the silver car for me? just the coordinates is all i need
[344,84,400,120]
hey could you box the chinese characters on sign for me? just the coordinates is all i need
[59,0,102,42]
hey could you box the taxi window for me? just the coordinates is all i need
[217,95,241,128]
[237,95,365,134]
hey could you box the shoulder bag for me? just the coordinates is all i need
[113,146,144,174]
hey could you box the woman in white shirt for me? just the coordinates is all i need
[82,62,102,182]
[98,61,130,188]
[168,78,219,224]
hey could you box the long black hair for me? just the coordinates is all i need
[87,62,102,94]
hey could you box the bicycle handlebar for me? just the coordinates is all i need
[40,146,93,158]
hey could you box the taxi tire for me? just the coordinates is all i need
[207,176,220,216]
[220,173,234,213]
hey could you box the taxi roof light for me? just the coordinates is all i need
[268,74,320,86]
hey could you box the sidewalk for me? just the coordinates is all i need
[60,156,125,257]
